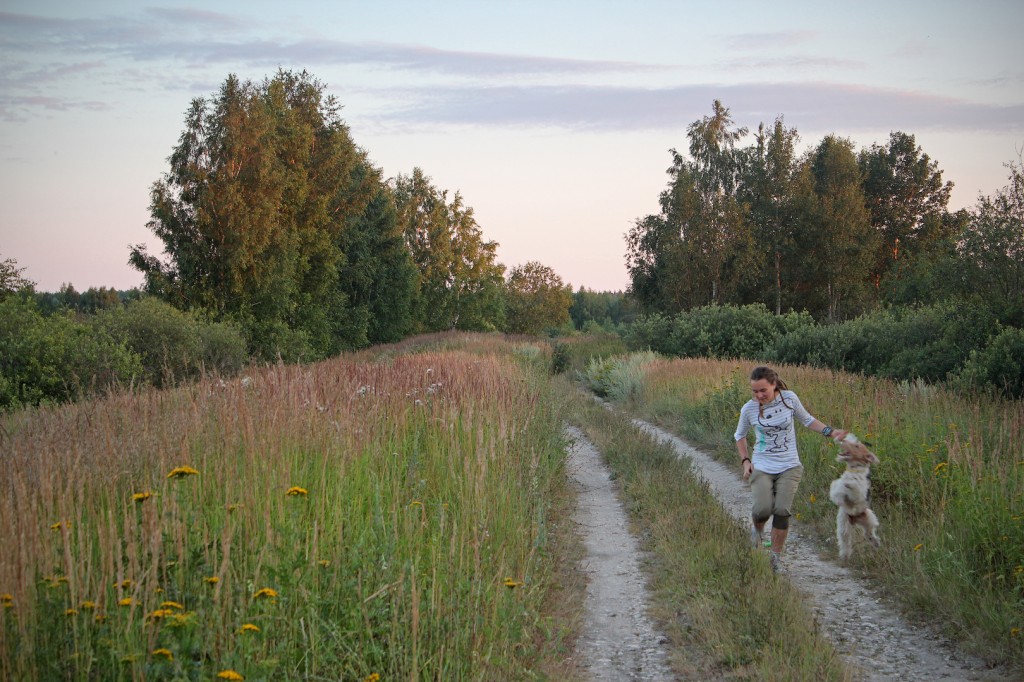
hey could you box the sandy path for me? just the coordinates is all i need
[565,425,675,681]
[633,418,1012,682]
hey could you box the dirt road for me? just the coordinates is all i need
[566,425,675,680]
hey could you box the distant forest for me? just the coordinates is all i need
[626,100,1023,327]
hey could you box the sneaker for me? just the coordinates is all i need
[750,526,763,548]
[770,551,786,574]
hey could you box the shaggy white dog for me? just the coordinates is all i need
[828,434,881,559]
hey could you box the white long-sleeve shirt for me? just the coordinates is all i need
[734,390,816,474]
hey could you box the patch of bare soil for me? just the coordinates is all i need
[633,419,1013,682]
[565,425,675,680]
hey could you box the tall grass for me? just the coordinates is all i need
[0,333,574,680]
[595,355,1024,670]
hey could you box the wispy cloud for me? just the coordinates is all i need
[0,94,109,122]
[144,7,247,30]
[0,10,663,76]
[369,82,1024,134]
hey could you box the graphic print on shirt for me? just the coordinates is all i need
[756,406,794,455]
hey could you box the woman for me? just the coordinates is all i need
[734,366,846,573]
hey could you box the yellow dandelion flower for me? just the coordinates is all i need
[913,543,924,552]
[364,674,381,682]
[94,613,108,623]
[1015,565,1023,575]
[933,462,948,474]
[253,587,278,600]
[146,609,174,620]
[166,466,199,480]
[155,587,164,593]
[503,577,522,589]
[1011,628,1021,637]
[318,559,330,568]
[286,486,308,497]
[239,623,260,633]
[160,601,184,610]
[409,500,422,507]
[1,593,12,602]
[132,491,154,503]
[50,521,69,531]
[226,503,242,513]
[116,579,132,590]
[152,648,173,660]
[164,611,195,628]
[204,576,219,585]
[80,600,97,610]
[65,608,78,616]
[809,494,817,504]
[118,597,135,607]
[216,670,244,680]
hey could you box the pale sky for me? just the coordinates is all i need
[2,0,1022,292]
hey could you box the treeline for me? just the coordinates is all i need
[1,69,582,411]
[569,288,640,333]
[626,100,1024,328]
[626,303,1024,398]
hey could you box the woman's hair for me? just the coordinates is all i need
[750,366,792,424]
[750,365,789,391]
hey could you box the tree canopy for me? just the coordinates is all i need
[393,168,505,333]
[504,262,572,335]
[623,100,1019,324]
[130,70,415,359]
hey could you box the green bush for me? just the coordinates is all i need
[953,325,1024,398]
[94,297,203,387]
[769,303,999,382]
[627,304,813,360]
[198,320,248,376]
[624,313,674,354]
[581,351,658,401]
[0,295,142,410]
[550,341,571,374]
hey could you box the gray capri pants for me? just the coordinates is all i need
[749,465,803,529]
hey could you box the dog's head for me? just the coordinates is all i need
[835,434,879,466]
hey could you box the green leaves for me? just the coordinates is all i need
[393,169,505,333]
[504,262,572,335]
[132,70,381,361]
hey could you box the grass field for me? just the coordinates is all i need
[0,333,579,680]
[6,332,1018,679]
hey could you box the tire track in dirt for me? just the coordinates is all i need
[633,418,1012,682]
[565,425,675,681]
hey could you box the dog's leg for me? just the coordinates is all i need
[837,509,852,559]
[863,509,881,548]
